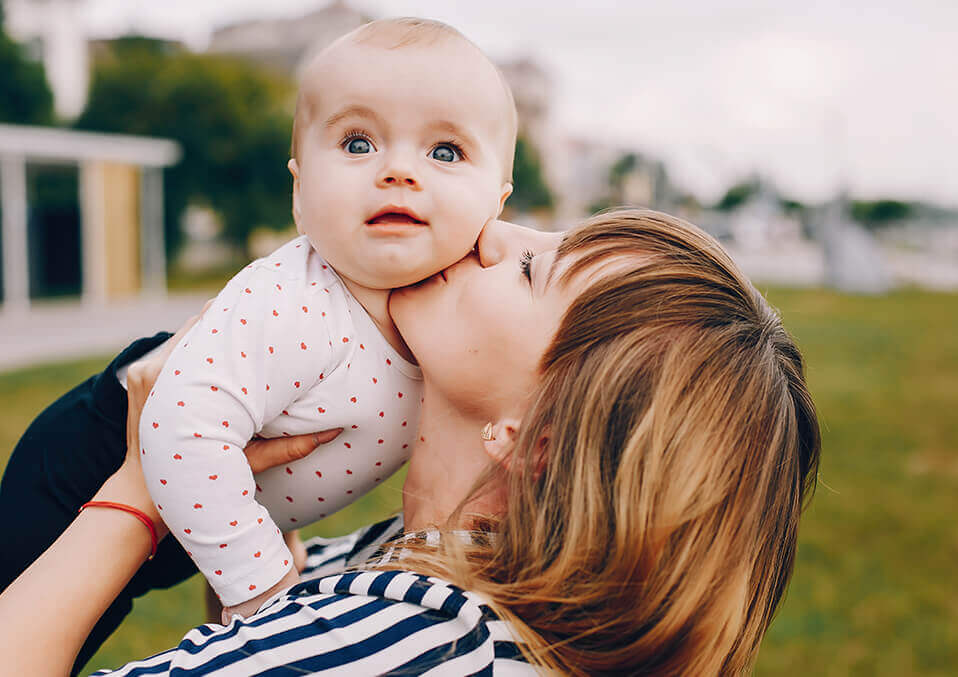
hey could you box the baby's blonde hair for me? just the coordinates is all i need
[290,17,518,181]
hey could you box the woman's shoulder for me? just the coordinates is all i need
[92,553,536,675]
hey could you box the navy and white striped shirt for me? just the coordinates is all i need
[92,516,537,676]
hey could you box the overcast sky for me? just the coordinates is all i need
[77,0,957,206]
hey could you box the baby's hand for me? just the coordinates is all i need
[220,566,300,624]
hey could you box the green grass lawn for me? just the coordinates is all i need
[1,286,956,675]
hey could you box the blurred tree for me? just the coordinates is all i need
[714,179,759,211]
[851,199,912,227]
[76,38,295,257]
[509,136,553,213]
[0,26,54,125]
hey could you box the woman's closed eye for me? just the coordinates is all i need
[429,142,464,163]
[519,249,533,283]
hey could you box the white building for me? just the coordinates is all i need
[4,0,89,120]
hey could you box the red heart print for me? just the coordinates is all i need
[157,504,163,510]
[378,439,384,444]
[272,309,279,317]
[282,410,289,416]
[379,411,385,418]
[351,425,358,429]
[276,283,282,290]
[160,479,167,485]
[211,328,218,334]
[317,496,325,502]
[315,470,323,478]
[317,407,325,414]
[240,318,247,325]
[342,337,349,343]
[266,384,270,391]
[398,392,403,398]
[177,401,185,407]
[194,503,203,509]
[376,461,382,466]
[152,422,159,429]
[256,484,263,492]
[242,490,249,496]
[284,559,289,566]
[254,551,261,558]
[401,421,407,427]
[184,528,191,534]
[386,358,392,365]
[274,262,281,267]
[300,342,307,350]
[290,517,298,522]
[244,288,252,294]
[319,372,324,379]
[174,369,181,375]
[230,520,237,526]
[206,357,214,364]
[294,381,301,388]
[214,570,222,575]
[344,443,351,449]
[222,420,229,427]
[193,432,202,438]
[372,377,377,384]
[223,444,230,450]
[241,352,247,359]
[249,584,256,591]
[209,474,218,480]
[302,306,308,313]
[241,387,247,394]
[347,490,353,494]
[346,469,353,474]
[360,343,365,350]
[286,467,293,474]
[257,518,263,524]
[268,346,274,354]
[210,386,218,392]
[285,496,294,502]
[219,543,227,548]
[350,396,357,403]
[173,453,183,460]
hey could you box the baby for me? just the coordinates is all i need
[139,18,517,620]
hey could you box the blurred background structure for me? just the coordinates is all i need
[0,1,956,674]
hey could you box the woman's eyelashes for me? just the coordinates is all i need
[519,249,533,283]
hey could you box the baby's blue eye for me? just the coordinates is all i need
[430,144,461,163]
[346,137,372,154]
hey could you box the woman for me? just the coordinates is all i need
[0,210,820,675]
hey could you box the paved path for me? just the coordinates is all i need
[0,293,211,372]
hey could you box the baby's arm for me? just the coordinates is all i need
[140,266,332,607]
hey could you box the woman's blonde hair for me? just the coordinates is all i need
[383,209,821,675]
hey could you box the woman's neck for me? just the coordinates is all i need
[403,385,503,532]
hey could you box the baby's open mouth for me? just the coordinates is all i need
[366,208,427,226]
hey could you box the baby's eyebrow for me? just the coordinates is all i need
[427,120,478,148]
[324,105,384,129]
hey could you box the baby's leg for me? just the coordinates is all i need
[0,333,197,675]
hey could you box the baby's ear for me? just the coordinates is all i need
[497,182,513,216]
[288,159,304,235]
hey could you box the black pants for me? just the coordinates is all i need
[0,333,199,675]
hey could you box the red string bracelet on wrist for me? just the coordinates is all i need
[79,501,158,560]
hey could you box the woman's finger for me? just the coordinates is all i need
[243,429,343,474]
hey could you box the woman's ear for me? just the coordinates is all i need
[482,418,550,477]
[288,159,304,234]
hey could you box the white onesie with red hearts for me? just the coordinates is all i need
[139,235,422,606]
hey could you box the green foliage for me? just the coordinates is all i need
[75,38,295,256]
[715,179,759,211]
[0,29,54,125]
[851,199,913,227]
[509,136,553,212]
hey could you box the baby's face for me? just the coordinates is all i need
[290,37,514,289]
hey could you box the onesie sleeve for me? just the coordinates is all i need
[140,262,334,606]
